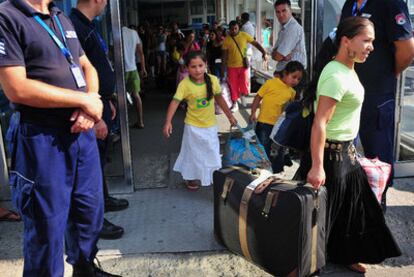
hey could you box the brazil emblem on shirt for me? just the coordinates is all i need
[196,98,210,108]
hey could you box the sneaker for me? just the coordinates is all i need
[99,218,124,240]
[240,96,247,107]
[231,102,239,113]
[73,260,122,277]
[126,92,133,105]
[110,133,120,144]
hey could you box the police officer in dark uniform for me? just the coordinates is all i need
[70,0,128,240]
[341,0,414,210]
[0,0,120,276]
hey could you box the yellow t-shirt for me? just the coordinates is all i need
[222,31,254,68]
[173,75,222,128]
[257,77,296,125]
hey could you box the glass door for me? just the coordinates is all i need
[189,0,216,26]
[394,0,414,177]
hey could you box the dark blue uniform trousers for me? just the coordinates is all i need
[359,93,395,185]
[98,100,113,200]
[9,121,104,277]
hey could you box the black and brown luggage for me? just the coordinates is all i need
[213,166,327,277]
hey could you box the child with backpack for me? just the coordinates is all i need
[250,61,305,173]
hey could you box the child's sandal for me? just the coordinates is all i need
[186,181,200,191]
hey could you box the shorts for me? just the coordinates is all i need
[125,70,141,94]
[227,67,249,101]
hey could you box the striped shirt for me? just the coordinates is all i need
[273,17,307,71]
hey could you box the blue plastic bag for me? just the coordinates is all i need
[223,125,272,171]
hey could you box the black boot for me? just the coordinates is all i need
[99,218,124,240]
[105,196,129,212]
[72,261,122,277]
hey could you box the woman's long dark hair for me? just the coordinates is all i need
[303,16,373,107]
[185,51,214,100]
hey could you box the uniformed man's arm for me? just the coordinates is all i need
[0,66,102,121]
[394,38,414,75]
[79,54,99,94]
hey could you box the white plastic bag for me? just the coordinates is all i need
[270,113,286,143]
[215,81,232,114]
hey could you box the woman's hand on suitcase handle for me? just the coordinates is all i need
[306,165,326,189]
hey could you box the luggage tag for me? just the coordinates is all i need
[70,64,86,88]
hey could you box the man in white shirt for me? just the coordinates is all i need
[272,0,307,72]
[240,12,255,38]
[122,26,147,128]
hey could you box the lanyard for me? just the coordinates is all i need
[96,31,108,54]
[34,15,74,64]
[352,0,368,16]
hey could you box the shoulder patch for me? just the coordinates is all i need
[395,13,407,25]
[0,38,6,56]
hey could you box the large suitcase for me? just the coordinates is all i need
[213,166,327,277]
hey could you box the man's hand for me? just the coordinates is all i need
[81,93,103,122]
[94,120,108,140]
[140,69,148,78]
[70,109,96,133]
[284,53,292,61]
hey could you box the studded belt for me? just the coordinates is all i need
[324,140,352,151]
[324,139,356,163]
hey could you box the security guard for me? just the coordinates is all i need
[0,0,118,276]
[341,0,414,210]
[70,0,128,240]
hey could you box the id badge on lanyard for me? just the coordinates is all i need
[34,14,86,88]
[70,64,86,88]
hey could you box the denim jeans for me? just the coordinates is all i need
[255,122,285,173]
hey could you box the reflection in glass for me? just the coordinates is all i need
[399,64,414,160]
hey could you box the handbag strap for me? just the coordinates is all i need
[230,35,245,60]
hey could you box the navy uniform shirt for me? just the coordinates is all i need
[341,0,413,95]
[0,0,85,123]
[70,8,115,99]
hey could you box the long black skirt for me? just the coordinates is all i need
[295,141,401,265]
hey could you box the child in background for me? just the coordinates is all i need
[175,42,188,86]
[250,61,305,173]
[163,51,237,190]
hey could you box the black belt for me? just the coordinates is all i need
[20,112,71,129]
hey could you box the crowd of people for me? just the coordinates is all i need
[0,0,413,276]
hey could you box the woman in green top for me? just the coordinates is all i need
[298,17,401,273]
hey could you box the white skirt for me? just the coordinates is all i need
[173,124,221,186]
